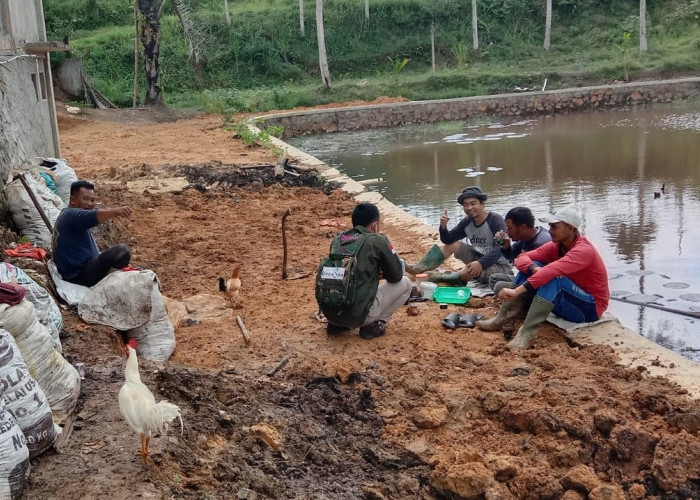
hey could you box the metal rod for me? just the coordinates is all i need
[15,173,54,233]
[610,296,700,319]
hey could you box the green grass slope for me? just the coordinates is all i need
[45,0,700,111]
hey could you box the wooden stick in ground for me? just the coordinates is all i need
[267,357,289,377]
[236,315,251,344]
[282,208,292,279]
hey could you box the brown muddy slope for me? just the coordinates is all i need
[22,108,700,499]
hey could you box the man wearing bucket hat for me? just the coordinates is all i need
[405,186,512,285]
[493,205,609,349]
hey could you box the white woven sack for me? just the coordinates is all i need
[0,329,60,458]
[125,283,176,361]
[0,400,30,500]
[0,301,80,423]
[4,172,64,247]
[77,271,155,330]
[39,157,78,206]
[0,263,62,353]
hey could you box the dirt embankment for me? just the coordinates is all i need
[22,107,700,499]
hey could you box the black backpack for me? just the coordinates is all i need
[315,231,369,311]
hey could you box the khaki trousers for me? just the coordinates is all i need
[362,276,412,326]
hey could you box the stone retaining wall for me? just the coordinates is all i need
[258,77,700,137]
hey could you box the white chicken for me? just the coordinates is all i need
[118,339,183,464]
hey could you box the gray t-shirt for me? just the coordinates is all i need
[439,212,509,269]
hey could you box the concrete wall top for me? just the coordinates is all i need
[257,77,700,137]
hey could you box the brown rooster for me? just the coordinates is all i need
[219,263,242,308]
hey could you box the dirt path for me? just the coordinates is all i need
[23,107,700,499]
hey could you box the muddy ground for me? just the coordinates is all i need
[16,106,700,499]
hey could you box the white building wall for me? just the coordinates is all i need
[7,0,41,43]
[0,0,58,180]
[0,56,54,177]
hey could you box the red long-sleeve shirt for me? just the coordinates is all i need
[515,236,609,317]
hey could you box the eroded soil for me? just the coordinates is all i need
[20,106,700,499]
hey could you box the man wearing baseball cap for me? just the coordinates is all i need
[405,186,512,285]
[492,205,609,349]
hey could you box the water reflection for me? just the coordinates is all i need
[289,103,700,361]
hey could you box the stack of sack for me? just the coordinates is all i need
[0,268,71,498]
[0,263,62,352]
[0,298,80,424]
[4,158,78,248]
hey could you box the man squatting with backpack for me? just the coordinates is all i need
[319,203,411,340]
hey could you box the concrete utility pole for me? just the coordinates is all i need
[365,0,369,22]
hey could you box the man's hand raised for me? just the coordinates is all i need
[97,206,133,223]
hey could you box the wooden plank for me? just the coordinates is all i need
[236,315,251,344]
[53,414,76,453]
[23,41,70,53]
[267,357,289,377]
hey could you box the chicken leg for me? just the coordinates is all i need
[139,433,150,464]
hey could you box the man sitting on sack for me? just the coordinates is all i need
[485,206,609,349]
[405,186,512,285]
[52,180,133,287]
[317,202,411,340]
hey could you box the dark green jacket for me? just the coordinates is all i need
[322,225,404,328]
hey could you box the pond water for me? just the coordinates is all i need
[290,102,700,361]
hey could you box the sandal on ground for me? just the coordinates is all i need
[442,312,461,330]
[459,313,485,328]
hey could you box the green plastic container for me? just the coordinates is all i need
[433,286,472,304]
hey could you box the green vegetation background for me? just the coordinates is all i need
[45,0,700,112]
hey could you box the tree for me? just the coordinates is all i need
[316,0,331,89]
[544,0,552,51]
[365,0,369,22]
[299,0,305,36]
[430,20,436,74]
[639,0,648,52]
[223,0,231,27]
[471,0,478,51]
[171,0,205,77]
[138,0,163,105]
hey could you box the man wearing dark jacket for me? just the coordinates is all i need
[52,180,132,287]
[406,186,512,285]
[322,203,411,339]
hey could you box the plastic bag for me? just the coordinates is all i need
[125,284,176,361]
[0,399,30,500]
[0,263,62,353]
[36,157,78,207]
[0,301,80,423]
[77,271,155,330]
[5,171,64,247]
[0,329,60,457]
